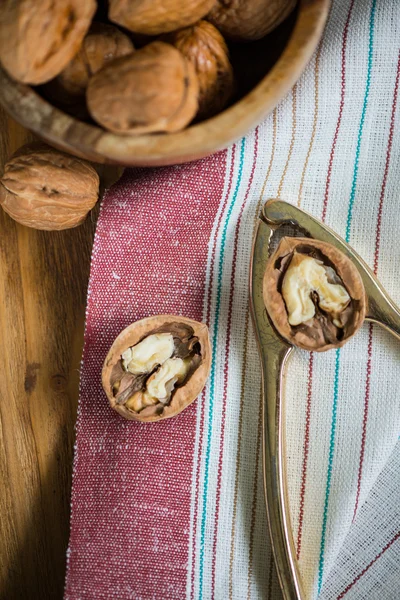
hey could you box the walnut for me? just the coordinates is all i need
[163,21,234,120]
[263,237,366,352]
[208,0,297,41]
[109,0,216,35]
[46,23,134,106]
[0,142,99,231]
[87,41,199,135]
[0,0,96,85]
[102,315,211,422]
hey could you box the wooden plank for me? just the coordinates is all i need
[0,109,120,598]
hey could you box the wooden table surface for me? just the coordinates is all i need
[0,109,121,599]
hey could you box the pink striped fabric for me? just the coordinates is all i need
[65,1,400,598]
[65,155,227,599]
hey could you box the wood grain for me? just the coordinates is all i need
[0,109,120,598]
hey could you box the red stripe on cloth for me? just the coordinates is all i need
[353,324,373,520]
[321,0,355,222]
[337,531,400,599]
[189,147,236,600]
[353,51,400,520]
[211,130,259,596]
[296,352,314,559]
[65,152,227,600]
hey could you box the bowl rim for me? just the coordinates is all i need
[0,0,330,166]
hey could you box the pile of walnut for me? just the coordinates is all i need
[0,0,296,134]
[264,237,366,352]
[102,316,211,422]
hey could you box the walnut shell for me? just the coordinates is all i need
[163,21,234,121]
[87,41,199,135]
[109,0,216,35]
[47,23,134,103]
[0,142,99,231]
[0,0,97,85]
[102,315,211,422]
[208,0,297,41]
[263,237,366,352]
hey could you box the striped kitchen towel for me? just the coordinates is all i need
[64,0,400,598]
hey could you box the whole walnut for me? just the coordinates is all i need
[208,0,297,41]
[48,23,134,102]
[109,0,216,35]
[0,0,97,85]
[87,41,199,135]
[163,21,234,121]
[0,143,99,231]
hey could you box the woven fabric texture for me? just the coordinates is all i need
[65,0,400,598]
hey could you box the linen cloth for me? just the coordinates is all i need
[64,0,400,598]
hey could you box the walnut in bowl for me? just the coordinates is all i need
[0,0,96,84]
[263,237,366,352]
[162,20,234,121]
[87,41,199,135]
[0,0,330,166]
[45,22,134,111]
[102,315,211,422]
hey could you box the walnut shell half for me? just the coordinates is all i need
[47,23,134,103]
[87,41,199,135]
[208,0,297,41]
[163,21,234,121]
[0,0,97,85]
[263,237,366,352]
[0,142,99,231]
[102,315,211,422]
[109,0,216,35]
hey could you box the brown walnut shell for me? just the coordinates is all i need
[263,237,366,352]
[208,0,297,41]
[163,21,234,121]
[0,142,99,231]
[102,315,212,423]
[109,0,216,35]
[47,23,134,104]
[87,41,199,135]
[0,0,97,85]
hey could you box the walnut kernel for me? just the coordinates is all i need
[263,237,366,352]
[102,315,211,422]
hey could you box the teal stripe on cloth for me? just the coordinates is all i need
[198,138,246,599]
[317,0,377,593]
[345,0,376,243]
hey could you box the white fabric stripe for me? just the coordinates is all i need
[320,441,400,600]
[186,143,236,600]
[186,1,400,598]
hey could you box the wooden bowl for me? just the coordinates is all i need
[0,0,329,167]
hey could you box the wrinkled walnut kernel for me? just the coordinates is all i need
[263,237,366,352]
[102,316,211,422]
[282,253,351,327]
